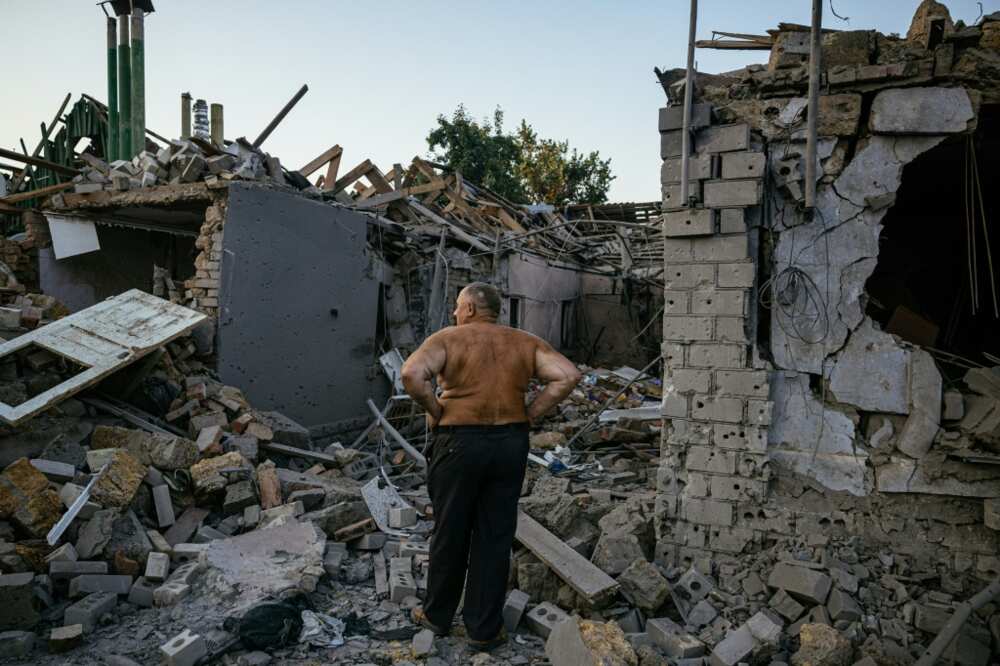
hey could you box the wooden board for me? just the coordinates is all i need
[299,145,342,177]
[0,289,206,425]
[514,510,620,604]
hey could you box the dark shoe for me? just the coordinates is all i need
[468,629,507,652]
[411,606,449,636]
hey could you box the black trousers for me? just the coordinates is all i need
[424,423,529,640]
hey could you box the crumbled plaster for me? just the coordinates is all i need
[827,318,911,414]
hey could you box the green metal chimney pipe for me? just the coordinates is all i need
[118,13,132,159]
[106,17,118,162]
[130,10,145,157]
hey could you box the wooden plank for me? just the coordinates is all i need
[353,179,447,210]
[321,151,342,191]
[0,182,73,205]
[163,506,210,546]
[299,145,342,177]
[365,167,394,194]
[514,510,619,604]
[0,290,206,425]
[261,441,342,467]
[330,159,374,194]
[695,39,773,50]
[11,93,71,193]
[0,147,79,177]
[407,201,491,252]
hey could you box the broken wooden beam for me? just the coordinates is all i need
[329,159,374,195]
[299,145,343,177]
[0,181,74,205]
[0,147,80,177]
[514,510,620,605]
[353,179,447,209]
[10,93,72,193]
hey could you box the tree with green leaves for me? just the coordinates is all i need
[426,105,614,206]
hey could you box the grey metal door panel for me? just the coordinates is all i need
[218,183,379,426]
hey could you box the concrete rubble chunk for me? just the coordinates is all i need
[411,628,436,658]
[826,587,862,622]
[710,625,755,666]
[75,509,117,560]
[160,628,207,666]
[63,591,116,632]
[0,630,35,658]
[0,573,39,630]
[768,562,832,605]
[91,449,147,508]
[647,617,705,658]
[544,617,638,666]
[791,623,853,666]
[525,601,570,639]
[503,589,530,632]
[870,87,973,135]
[49,624,83,653]
[190,451,251,495]
[0,458,63,538]
[91,425,199,470]
[617,558,670,611]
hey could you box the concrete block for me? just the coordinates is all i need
[827,587,862,622]
[870,87,974,135]
[943,389,964,420]
[49,560,108,580]
[688,343,744,368]
[747,399,773,425]
[661,130,689,159]
[668,368,711,394]
[153,581,190,607]
[675,567,714,603]
[68,574,133,598]
[353,532,387,550]
[223,480,258,515]
[389,570,417,602]
[718,208,745,234]
[682,497,734,527]
[709,625,754,666]
[503,589,530,632]
[145,552,170,583]
[168,561,203,585]
[243,504,261,529]
[0,573,37,631]
[717,262,755,288]
[663,237,693,262]
[704,179,762,208]
[128,577,156,607]
[44,543,78,564]
[769,588,805,621]
[388,506,417,529]
[663,291,691,315]
[0,630,35,658]
[688,599,719,628]
[172,543,209,564]
[696,124,750,154]
[767,562,832,605]
[664,264,715,290]
[662,183,701,209]
[662,153,714,183]
[524,601,570,639]
[709,476,765,502]
[692,395,744,423]
[715,317,747,342]
[63,591,116,632]
[646,617,705,660]
[686,446,737,474]
[985,498,1000,531]
[715,370,768,397]
[714,424,767,452]
[662,393,689,418]
[746,609,783,645]
[49,624,83,653]
[30,459,75,482]
[152,485,176,528]
[194,525,226,542]
[159,629,207,666]
[721,152,766,180]
[663,208,714,237]
[288,488,325,511]
[691,290,746,316]
[659,103,712,132]
[691,234,748,261]
[663,315,714,342]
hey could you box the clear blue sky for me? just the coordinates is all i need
[1,1,992,202]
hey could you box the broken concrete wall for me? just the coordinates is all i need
[507,253,581,352]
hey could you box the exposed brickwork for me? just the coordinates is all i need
[182,194,227,318]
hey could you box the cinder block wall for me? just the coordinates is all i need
[654,106,773,571]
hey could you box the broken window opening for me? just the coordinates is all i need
[0,343,90,407]
[865,107,1000,382]
[509,297,521,329]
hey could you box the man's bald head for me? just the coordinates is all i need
[454,282,502,325]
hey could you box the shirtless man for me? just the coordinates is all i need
[400,281,581,650]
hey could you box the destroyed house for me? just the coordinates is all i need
[654,1,1000,583]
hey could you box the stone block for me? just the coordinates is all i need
[661,153,714,183]
[696,124,750,154]
[617,558,670,611]
[0,573,38,630]
[870,87,974,135]
[49,624,83,653]
[692,395,744,423]
[388,506,417,528]
[769,588,805,621]
[63,591,116,632]
[128,577,156,607]
[659,103,712,132]
[68,574,133,598]
[710,625,754,666]
[662,315,714,342]
[688,599,719,628]
[524,601,570,639]
[545,618,637,666]
[0,630,34,658]
[153,581,190,606]
[704,179,762,208]
[691,290,746,316]
[49,560,108,580]
[503,589,530,632]
[721,152,766,180]
[682,498,734,527]
[715,370,768,397]
[153,484,176,528]
[717,263,755,288]
[145,552,171,583]
[91,449,146,509]
[223,480,258,515]
[0,458,63,538]
[668,368,711,394]
[767,562,832,605]
[663,208,714,237]
[411,627,436,658]
[664,263,715,290]
[686,446,737,474]
[190,451,251,495]
[691,234,748,262]
[719,208,745,234]
[160,629,207,666]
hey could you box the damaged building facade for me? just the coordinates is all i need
[656,1,1000,582]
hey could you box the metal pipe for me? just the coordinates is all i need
[805,0,823,209]
[252,84,309,148]
[679,0,698,208]
[130,10,145,157]
[366,398,427,469]
[914,577,1000,666]
[106,18,118,162]
[210,103,224,147]
[181,92,192,140]
[117,13,132,159]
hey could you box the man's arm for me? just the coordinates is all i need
[526,342,583,423]
[401,333,448,424]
